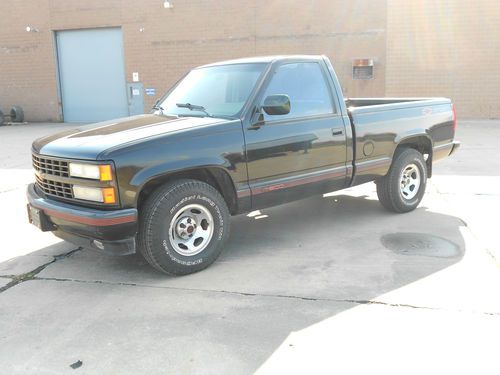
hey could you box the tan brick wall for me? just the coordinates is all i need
[0,0,59,121]
[386,0,500,119]
[0,0,386,122]
[2,0,498,121]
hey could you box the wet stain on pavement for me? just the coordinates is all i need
[381,232,461,258]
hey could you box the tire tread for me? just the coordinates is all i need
[138,179,229,275]
[376,148,427,213]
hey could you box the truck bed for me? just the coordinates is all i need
[346,97,449,109]
[345,97,455,187]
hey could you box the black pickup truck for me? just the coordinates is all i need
[27,55,459,275]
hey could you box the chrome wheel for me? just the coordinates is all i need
[168,204,214,256]
[400,163,421,200]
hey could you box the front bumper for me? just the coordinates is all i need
[27,183,138,255]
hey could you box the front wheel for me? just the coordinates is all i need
[138,179,230,275]
[376,148,427,213]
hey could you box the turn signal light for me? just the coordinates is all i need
[99,165,113,181]
[102,187,116,204]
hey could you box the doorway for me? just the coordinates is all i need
[56,28,129,122]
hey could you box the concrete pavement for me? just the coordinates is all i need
[0,121,499,374]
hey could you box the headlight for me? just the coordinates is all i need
[69,163,113,181]
[73,186,116,204]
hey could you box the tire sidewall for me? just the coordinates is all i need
[149,186,228,273]
[394,151,427,210]
[10,106,24,123]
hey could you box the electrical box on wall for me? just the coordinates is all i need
[352,59,374,80]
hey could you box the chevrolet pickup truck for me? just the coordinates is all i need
[27,55,459,275]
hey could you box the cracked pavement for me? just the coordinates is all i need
[0,121,499,374]
[0,247,82,293]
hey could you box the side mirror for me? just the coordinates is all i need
[262,94,291,116]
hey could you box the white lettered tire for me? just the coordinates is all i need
[138,179,230,275]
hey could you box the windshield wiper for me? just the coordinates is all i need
[176,103,213,117]
[152,103,165,114]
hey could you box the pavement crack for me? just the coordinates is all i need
[0,247,82,293]
[30,275,500,317]
[0,187,20,194]
[432,191,500,197]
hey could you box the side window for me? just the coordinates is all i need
[262,62,335,121]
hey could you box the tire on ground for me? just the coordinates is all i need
[376,148,427,213]
[10,106,24,123]
[138,179,230,275]
[0,110,4,126]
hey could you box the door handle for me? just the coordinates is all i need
[331,129,343,136]
[128,86,133,105]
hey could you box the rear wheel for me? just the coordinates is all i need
[376,148,427,213]
[138,179,230,275]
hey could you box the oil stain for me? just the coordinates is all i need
[381,232,461,258]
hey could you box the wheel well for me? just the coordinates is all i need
[137,168,238,214]
[395,136,433,177]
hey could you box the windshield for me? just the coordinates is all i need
[157,63,266,119]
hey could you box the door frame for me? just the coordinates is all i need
[240,57,349,209]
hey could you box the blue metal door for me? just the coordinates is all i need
[126,82,145,116]
[56,28,128,122]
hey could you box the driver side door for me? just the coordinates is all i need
[244,61,348,209]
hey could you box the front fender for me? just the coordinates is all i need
[130,157,231,189]
[110,123,248,209]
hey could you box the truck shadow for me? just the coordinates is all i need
[221,193,465,299]
[3,193,468,373]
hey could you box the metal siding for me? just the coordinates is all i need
[56,28,128,122]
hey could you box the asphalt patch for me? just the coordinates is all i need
[380,232,461,258]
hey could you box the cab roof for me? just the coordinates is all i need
[197,55,325,68]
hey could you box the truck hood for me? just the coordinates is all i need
[33,114,228,160]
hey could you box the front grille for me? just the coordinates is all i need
[32,154,73,199]
[32,154,69,177]
[35,174,74,199]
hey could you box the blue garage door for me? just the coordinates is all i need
[56,28,128,122]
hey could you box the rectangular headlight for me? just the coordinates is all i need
[73,186,104,202]
[69,163,113,181]
[72,186,116,204]
[69,163,100,179]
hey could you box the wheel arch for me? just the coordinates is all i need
[394,135,433,177]
[136,167,238,215]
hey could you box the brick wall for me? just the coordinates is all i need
[0,0,386,122]
[386,0,500,119]
[2,0,498,122]
[0,0,58,121]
